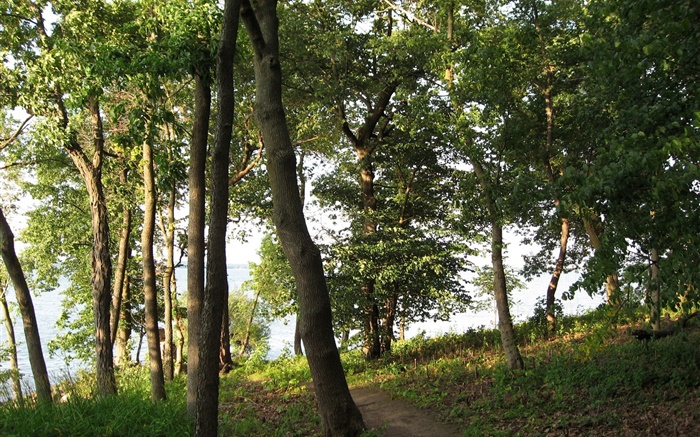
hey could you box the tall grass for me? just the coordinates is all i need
[0,367,191,437]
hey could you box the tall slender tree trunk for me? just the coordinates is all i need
[114,275,132,367]
[194,1,238,434]
[360,155,381,359]
[241,1,366,434]
[546,217,569,336]
[491,222,524,370]
[0,208,52,402]
[472,160,524,371]
[61,97,117,396]
[174,304,186,376]
[110,166,131,351]
[0,285,22,401]
[186,71,211,417]
[650,248,661,331]
[239,287,262,356]
[161,186,176,381]
[142,135,166,402]
[381,289,398,354]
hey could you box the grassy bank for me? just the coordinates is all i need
[1,306,699,436]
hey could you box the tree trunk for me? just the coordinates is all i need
[161,186,176,381]
[174,305,186,376]
[381,289,398,354]
[343,91,395,360]
[194,1,238,434]
[492,221,524,370]
[546,217,569,336]
[62,97,117,396]
[650,248,660,331]
[472,160,523,371]
[142,135,166,402]
[220,309,233,367]
[583,216,619,304]
[294,313,303,356]
[110,165,131,350]
[114,275,132,367]
[241,1,366,434]
[0,208,52,402]
[0,284,22,401]
[186,71,211,417]
[239,287,262,356]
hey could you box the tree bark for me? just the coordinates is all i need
[220,309,233,368]
[294,313,304,356]
[239,287,262,356]
[340,84,396,360]
[0,207,52,402]
[472,160,523,371]
[492,221,524,370]
[0,284,22,401]
[650,248,660,331]
[194,1,238,434]
[546,217,569,336]
[61,97,117,396]
[110,165,131,351]
[241,1,366,434]
[114,274,132,367]
[142,134,166,402]
[161,185,176,381]
[186,71,211,417]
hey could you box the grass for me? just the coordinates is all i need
[1,305,699,436]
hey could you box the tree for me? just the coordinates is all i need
[141,119,166,401]
[194,0,239,434]
[0,276,22,401]
[0,207,52,402]
[240,0,366,434]
[185,34,212,423]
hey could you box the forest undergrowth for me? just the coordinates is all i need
[1,305,699,436]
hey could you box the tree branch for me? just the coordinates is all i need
[1,114,34,150]
[240,0,266,57]
[382,0,438,33]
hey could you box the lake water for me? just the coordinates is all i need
[1,264,602,397]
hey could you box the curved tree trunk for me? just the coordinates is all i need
[0,284,22,401]
[241,1,366,434]
[61,97,117,396]
[194,1,238,434]
[142,134,166,402]
[0,208,52,402]
[186,71,211,417]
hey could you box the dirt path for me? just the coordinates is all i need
[350,386,463,437]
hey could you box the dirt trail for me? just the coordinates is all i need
[350,386,463,437]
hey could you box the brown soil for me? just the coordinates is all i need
[350,385,463,437]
